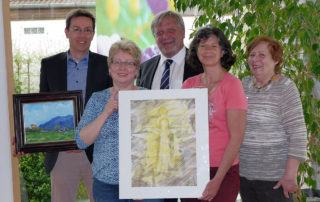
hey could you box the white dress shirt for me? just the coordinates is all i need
[151,47,186,89]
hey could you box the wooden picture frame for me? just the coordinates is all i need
[13,91,83,153]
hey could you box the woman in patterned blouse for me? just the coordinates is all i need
[75,40,163,202]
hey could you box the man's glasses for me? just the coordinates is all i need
[69,26,93,35]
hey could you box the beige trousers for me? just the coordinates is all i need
[50,151,94,202]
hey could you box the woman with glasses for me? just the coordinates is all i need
[75,39,163,202]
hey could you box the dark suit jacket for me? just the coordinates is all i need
[40,51,113,174]
[136,51,201,89]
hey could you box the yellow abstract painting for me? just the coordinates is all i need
[119,89,209,199]
[130,99,197,187]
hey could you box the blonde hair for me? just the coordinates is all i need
[108,40,142,69]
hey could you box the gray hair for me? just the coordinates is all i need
[151,10,185,36]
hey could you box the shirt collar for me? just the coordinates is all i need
[159,47,186,67]
[67,50,89,63]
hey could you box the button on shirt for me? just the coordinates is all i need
[151,47,186,89]
[67,51,89,102]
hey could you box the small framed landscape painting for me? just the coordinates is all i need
[118,88,210,199]
[13,91,83,153]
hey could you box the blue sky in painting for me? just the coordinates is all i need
[23,101,74,127]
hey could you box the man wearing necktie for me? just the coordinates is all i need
[136,10,201,202]
[160,59,173,89]
[136,10,200,91]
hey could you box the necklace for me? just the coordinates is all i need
[201,72,224,93]
[253,74,279,90]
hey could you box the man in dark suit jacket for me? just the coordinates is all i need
[40,9,112,202]
[136,10,201,202]
[40,51,112,172]
[137,10,200,90]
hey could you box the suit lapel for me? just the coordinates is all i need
[85,51,94,103]
[146,56,160,88]
[60,52,68,91]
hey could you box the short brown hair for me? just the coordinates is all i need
[66,9,95,30]
[108,40,142,70]
[246,36,283,74]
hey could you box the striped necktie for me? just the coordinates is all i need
[160,59,173,89]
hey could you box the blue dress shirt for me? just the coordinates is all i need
[67,51,89,101]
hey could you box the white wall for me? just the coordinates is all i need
[10,16,194,56]
[11,19,98,55]
[0,2,14,202]
[11,20,99,92]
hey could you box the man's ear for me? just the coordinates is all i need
[65,28,69,39]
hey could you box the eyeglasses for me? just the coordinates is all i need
[111,60,137,68]
[69,26,94,35]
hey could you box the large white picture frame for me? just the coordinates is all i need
[119,89,210,199]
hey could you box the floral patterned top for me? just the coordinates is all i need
[75,87,144,184]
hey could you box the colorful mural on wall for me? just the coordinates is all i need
[96,0,175,62]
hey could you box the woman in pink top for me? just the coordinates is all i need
[182,27,248,202]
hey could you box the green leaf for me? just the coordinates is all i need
[312,43,319,51]
[311,64,320,77]
[256,0,268,6]
[230,0,235,7]
[243,12,255,26]
[176,1,181,11]
[182,3,187,12]
[252,27,260,36]
[274,29,281,40]
[232,39,242,49]
[220,22,228,30]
